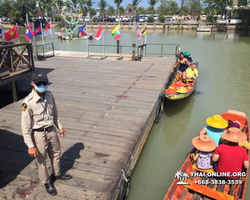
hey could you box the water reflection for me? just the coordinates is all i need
[163,97,195,147]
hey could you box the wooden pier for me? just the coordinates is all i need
[0,55,175,200]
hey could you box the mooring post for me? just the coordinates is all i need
[117,40,119,54]
[12,81,17,102]
[175,46,177,59]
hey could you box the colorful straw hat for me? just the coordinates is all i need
[221,127,247,143]
[175,87,187,94]
[184,51,191,56]
[206,115,228,129]
[192,135,217,152]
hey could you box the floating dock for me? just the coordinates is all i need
[0,55,175,199]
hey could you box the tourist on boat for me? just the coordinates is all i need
[191,135,216,170]
[212,128,249,179]
[186,63,198,80]
[222,123,250,150]
[171,52,191,82]
[184,51,192,63]
[199,115,228,146]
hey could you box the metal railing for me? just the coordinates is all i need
[87,43,180,59]
[32,42,55,61]
[88,44,135,58]
[143,43,180,57]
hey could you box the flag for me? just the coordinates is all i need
[95,25,103,40]
[78,24,88,36]
[137,25,142,40]
[4,25,19,42]
[44,24,52,36]
[141,24,147,35]
[0,24,2,39]
[111,25,120,40]
[25,24,33,41]
[33,24,42,36]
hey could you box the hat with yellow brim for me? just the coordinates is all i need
[175,87,187,94]
[221,127,247,143]
[192,135,217,152]
[206,115,228,129]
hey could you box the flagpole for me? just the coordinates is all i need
[16,23,23,65]
[102,24,105,59]
[50,17,54,44]
[87,23,89,58]
[40,22,46,60]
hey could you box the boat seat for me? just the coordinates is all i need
[192,162,215,173]
[185,180,234,200]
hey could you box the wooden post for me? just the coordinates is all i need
[140,36,144,58]
[175,46,178,59]
[31,22,37,61]
[12,81,17,102]
[117,40,119,54]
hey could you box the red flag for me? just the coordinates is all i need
[95,25,103,40]
[4,25,19,42]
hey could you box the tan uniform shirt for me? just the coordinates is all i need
[21,90,63,148]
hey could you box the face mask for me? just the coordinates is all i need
[35,84,48,93]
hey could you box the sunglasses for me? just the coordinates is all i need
[36,82,48,86]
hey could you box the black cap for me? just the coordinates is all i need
[31,72,49,84]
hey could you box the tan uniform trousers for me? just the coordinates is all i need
[33,126,61,184]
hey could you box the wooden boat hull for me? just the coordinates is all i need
[163,111,249,200]
[165,62,198,101]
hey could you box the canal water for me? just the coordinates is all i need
[2,26,250,199]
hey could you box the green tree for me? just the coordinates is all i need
[64,0,72,12]
[148,0,159,14]
[179,5,190,15]
[136,6,146,15]
[187,0,202,17]
[126,4,133,13]
[107,6,116,15]
[71,0,79,12]
[56,0,64,14]
[78,0,87,15]
[98,0,108,21]
[90,8,97,15]
[86,0,95,16]
[132,0,142,12]
[119,6,125,15]
[157,0,167,15]
[167,0,179,16]
[113,0,123,15]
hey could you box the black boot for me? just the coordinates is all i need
[44,182,57,195]
[51,173,72,181]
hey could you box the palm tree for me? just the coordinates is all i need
[86,0,95,16]
[78,0,87,15]
[126,4,133,13]
[71,0,79,12]
[148,0,159,15]
[56,0,64,14]
[65,0,72,13]
[98,0,108,22]
[132,0,142,13]
[113,0,123,16]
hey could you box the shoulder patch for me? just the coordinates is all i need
[22,103,27,111]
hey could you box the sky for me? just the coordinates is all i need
[93,0,181,9]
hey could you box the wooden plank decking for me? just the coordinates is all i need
[0,56,175,200]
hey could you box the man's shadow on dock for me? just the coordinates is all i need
[0,129,35,189]
[60,142,85,175]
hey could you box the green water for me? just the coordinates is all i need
[3,26,250,199]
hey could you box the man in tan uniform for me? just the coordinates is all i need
[21,72,72,195]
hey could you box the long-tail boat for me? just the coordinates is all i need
[163,110,249,200]
[165,62,198,101]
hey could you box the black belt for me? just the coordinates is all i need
[33,125,53,132]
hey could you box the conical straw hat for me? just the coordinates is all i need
[221,127,247,143]
[206,115,228,129]
[192,135,217,152]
